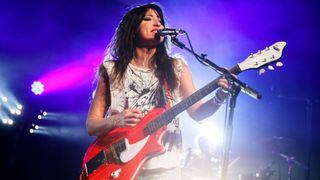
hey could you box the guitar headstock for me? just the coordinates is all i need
[238,41,287,75]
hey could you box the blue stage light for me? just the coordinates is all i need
[31,81,44,95]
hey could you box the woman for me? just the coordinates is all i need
[86,3,229,179]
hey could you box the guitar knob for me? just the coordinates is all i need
[276,61,283,67]
[111,168,122,179]
[111,171,119,178]
[268,65,274,71]
[259,68,266,75]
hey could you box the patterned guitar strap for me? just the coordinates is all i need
[162,80,182,152]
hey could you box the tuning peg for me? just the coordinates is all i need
[259,68,266,75]
[273,45,280,51]
[276,61,283,67]
[268,65,274,70]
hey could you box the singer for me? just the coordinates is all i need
[85,3,230,179]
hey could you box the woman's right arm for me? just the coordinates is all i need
[86,71,114,137]
[86,69,143,137]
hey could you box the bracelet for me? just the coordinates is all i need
[212,89,229,105]
[212,95,225,105]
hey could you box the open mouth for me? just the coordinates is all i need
[151,28,159,33]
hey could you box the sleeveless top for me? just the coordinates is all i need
[103,59,183,169]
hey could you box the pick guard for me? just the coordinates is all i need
[120,136,149,163]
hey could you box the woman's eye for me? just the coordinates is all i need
[143,17,151,21]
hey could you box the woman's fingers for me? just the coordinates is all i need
[219,74,238,90]
[116,109,142,127]
[218,78,229,89]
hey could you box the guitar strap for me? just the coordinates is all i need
[162,80,172,110]
[161,80,182,152]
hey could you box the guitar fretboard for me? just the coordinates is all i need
[143,64,242,135]
[144,78,220,135]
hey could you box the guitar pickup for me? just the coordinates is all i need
[85,150,109,176]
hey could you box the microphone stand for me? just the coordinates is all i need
[171,37,261,180]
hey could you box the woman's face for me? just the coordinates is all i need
[135,8,164,47]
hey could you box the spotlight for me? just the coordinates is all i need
[10,109,15,114]
[15,109,21,115]
[255,173,260,178]
[8,119,13,125]
[35,125,39,129]
[2,118,8,124]
[31,81,44,95]
[38,115,42,120]
[1,96,8,102]
[198,123,223,146]
[17,104,23,110]
[43,111,47,116]
[29,129,34,133]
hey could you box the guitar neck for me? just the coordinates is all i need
[145,79,218,134]
[144,65,242,135]
[229,65,242,75]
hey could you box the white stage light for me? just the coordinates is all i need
[17,104,23,110]
[43,111,47,116]
[38,115,42,120]
[2,118,8,124]
[10,109,15,114]
[29,129,34,133]
[31,81,44,95]
[8,119,13,125]
[35,125,39,129]
[197,123,224,146]
[1,96,8,102]
[15,109,21,115]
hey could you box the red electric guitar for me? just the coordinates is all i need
[80,42,286,180]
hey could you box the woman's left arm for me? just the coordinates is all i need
[179,62,229,121]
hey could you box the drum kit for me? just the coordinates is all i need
[182,136,308,180]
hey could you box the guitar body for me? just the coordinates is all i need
[81,107,167,180]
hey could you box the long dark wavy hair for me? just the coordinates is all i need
[103,3,178,91]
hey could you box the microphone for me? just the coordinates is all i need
[157,28,185,36]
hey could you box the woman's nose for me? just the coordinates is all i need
[153,20,161,27]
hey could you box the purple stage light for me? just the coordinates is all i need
[37,50,103,94]
[31,81,44,95]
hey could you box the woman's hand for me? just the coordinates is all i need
[218,78,229,90]
[111,109,143,127]
[218,73,238,89]
[214,74,238,105]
